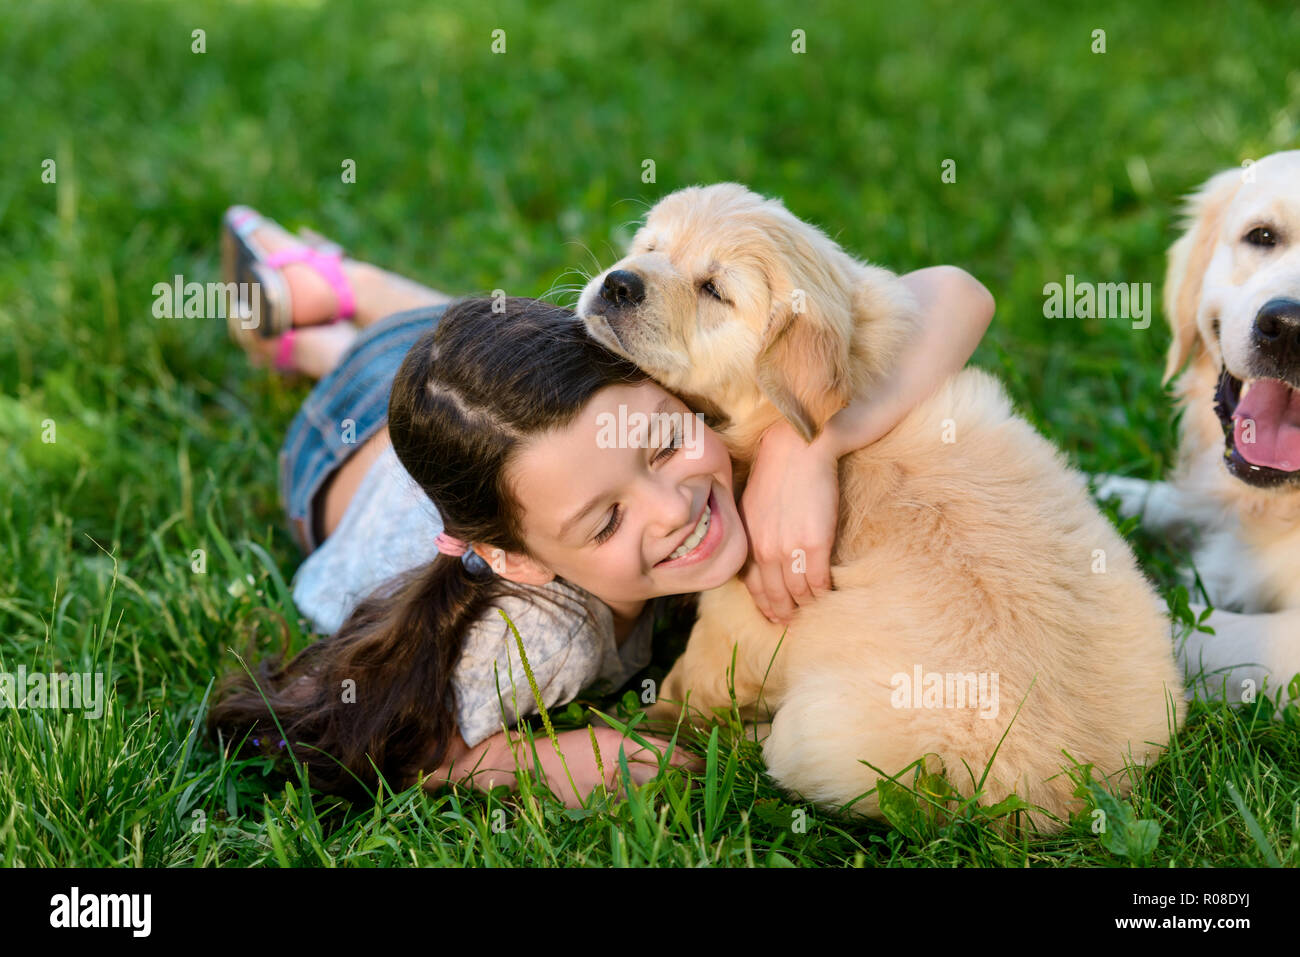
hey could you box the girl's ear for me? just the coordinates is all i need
[470,544,555,585]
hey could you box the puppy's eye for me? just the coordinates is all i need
[1244,226,1278,248]
[699,280,724,301]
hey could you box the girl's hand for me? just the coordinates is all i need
[738,420,839,624]
[576,727,702,804]
[740,265,994,623]
[534,727,701,807]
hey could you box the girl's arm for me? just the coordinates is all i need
[738,265,995,623]
[424,726,698,808]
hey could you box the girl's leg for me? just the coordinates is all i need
[278,306,444,556]
[346,264,453,327]
[234,211,452,555]
[270,264,449,378]
[318,425,391,541]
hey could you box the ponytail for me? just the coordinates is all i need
[208,553,500,798]
[208,550,596,798]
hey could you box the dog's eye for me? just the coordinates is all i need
[699,280,724,301]
[1244,226,1278,248]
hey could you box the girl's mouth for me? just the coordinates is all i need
[655,488,723,568]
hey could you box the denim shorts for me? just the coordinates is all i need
[277,303,449,555]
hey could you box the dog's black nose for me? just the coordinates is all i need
[600,270,646,308]
[1252,298,1300,362]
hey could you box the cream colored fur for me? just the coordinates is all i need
[1098,151,1300,704]
[578,183,1185,831]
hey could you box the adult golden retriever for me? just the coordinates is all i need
[577,183,1183,830]
[1098,150,1300,704]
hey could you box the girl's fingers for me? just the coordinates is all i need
[741,561,777,622]
[759,559,795,623]
[782,558,813,607]
[619,734,702,772]
[644,741,702,772]
[790,543,831,601]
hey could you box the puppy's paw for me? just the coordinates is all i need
[1092,473,1155,519]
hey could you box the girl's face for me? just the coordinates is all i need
[503,380,749,605]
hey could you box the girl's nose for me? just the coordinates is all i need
[648,479,695,540]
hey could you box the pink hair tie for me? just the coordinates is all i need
[435,532,469,557]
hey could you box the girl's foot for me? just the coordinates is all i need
[223,207,364,376]
[222,205,453,377]
[245,321,360,380]
[226,210,357,329]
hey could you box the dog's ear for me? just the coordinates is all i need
[1163,168,1242,384]
[756,297,852,443]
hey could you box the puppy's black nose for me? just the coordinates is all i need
[600,270,646,308]
[1252,298,1300,363]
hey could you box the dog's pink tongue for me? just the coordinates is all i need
[1234,380,1300,471]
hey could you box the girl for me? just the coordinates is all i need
[207,208,994,807]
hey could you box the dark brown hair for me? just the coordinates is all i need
[207,297,650,798]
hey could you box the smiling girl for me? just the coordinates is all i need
[206,208,993,807]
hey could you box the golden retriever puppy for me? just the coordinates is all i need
[577,183,1184,831]
[1097,150,1300,703]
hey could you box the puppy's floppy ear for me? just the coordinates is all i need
[1163,168,1242,384]
[756,296,852,443]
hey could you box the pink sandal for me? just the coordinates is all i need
[222,206,357,372]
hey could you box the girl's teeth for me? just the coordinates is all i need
[667,505,711,560]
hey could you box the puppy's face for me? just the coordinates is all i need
[577,183,865,443]
[579,184,794,396]
[1168,151,1300,487]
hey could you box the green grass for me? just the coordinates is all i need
[2,0,1299,866]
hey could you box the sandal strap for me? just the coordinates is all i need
[263,246,356,320]
[274,328,298,372]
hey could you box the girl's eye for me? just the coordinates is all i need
[1245,226,1278,248]
[653,422,682,464]
[594,504,622,544]
[700,280,723,301]
[594,422,681,544]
